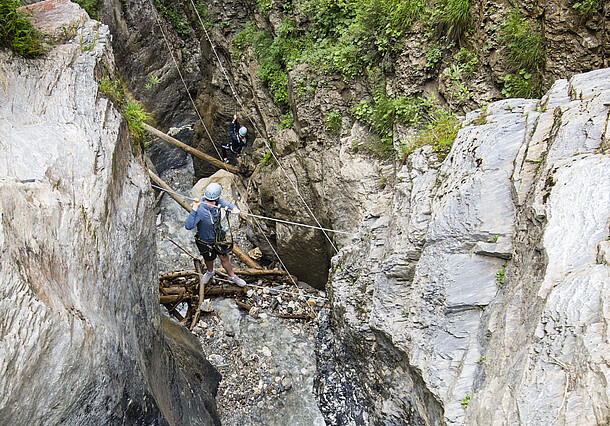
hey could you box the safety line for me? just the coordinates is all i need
[250,216,298,286]
[151,183,353,235]
[189,0,339,253]
[152,10,223,160]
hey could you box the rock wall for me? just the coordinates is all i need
[315,68,610,424]
[0,1,219,424]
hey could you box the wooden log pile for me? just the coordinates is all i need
[159,261,299,329]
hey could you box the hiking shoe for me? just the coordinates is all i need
[202,270,215,285]
[228,275,246,287]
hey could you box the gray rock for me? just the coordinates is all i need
[316,69,610,425]
[0,4,219,424]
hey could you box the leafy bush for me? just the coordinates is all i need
[0,0,45,58]
[232,20,300,108]
[454,47,477,75]
[325,111,342,135]
[501,8,544,98]
[98,77,149,149]
[123,100,148,147]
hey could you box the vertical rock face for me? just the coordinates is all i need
[316,68,610,425]
[0,1,219,424]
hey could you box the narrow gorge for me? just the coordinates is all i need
[1,0,608,425]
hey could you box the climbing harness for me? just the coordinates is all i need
[195,203,234,255]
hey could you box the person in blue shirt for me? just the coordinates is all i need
[221,114,247,163]
[185,182,247,286]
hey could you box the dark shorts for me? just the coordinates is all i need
[195,236,232,261]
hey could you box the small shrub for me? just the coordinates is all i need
[277,112,293,130]
[97,76,149,150]
[98,77,125,104]
[256,0,272,16]
[434,0,472,42]
[460,394,472,409]
[154,0,192,37]
[325,111,342,135]
[454,47,477,75]
[0,0,45,58]
[260,150,274,167]
[425,45,442,70]
[145,75,160,90]
[123,100,149,147]
[495,265,506,287]
[407,109,460,160]
[572,0,601,17]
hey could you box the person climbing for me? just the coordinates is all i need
[185,182,247,287]
[221,114,247,163]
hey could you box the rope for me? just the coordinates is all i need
[151,183,353,235]
[189,1,339,253]
[152,10,223,160]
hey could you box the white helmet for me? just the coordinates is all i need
[239,126,247,137]
[204,182,222,200]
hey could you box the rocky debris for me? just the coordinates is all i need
[177,279,327,425]
[0,2,219,424]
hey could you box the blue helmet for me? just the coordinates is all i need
[239,126,247,137]
[204,182,222,200]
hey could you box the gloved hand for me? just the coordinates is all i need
[231,207,241,215]
[191,199,201,211]
[233,114,237,122]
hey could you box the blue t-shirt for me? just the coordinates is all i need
[185,198,235,242]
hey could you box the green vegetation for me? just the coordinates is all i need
[277,112,293,130]
[572,0,601,17]
[256,0,273,17]
[325,111,342,136]
[72,0,102,20]
[477,355,486,363]
[495,264,506,287]
[98,77,149,150]
[154,0,192,37]
[501,8,545,98]
[433,0,472,42]
[0,0,45,58]
[259,150,274,167]
[425,45,442,70]
[145,75,160,90]
[402,108,460,161]
[232,20,299,108]
[487,235,499,242]
[460,394,472,408]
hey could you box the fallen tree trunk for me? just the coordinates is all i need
[144,123,241,174]
[159,285,245,304]
[149,170,192,212]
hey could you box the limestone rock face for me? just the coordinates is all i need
[0,2,219,424]
[316,68,610,425]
